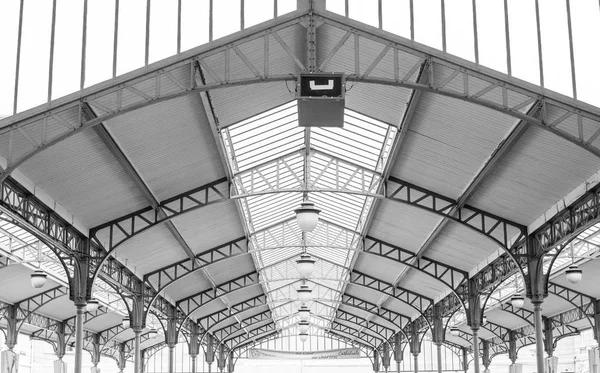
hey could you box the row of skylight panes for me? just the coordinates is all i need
[225,98,396,329]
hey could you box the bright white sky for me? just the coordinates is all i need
[0,0,599,116]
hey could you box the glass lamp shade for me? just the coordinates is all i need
[296,254,316,278]
[511,294,525,309]
[450,327,460,337]
[148,328,158,339]
[86,299,99,313]
[122,317,130,329]
[30,270,48,289]
[297,284,312,303]
[294,200,321,232]
[565,265,583,284]
[298,321,310,334]
[298,306,311,321]
[299,333,309,343]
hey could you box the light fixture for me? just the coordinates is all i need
[565,265,583,284]
[298,305,311,321]
[122,316,130,329]
[295,200,321,232]
[148,328,158,339]
[298,320,310,334]
[30,270,48,289]
[511,294,525,309]
[299,332,309,343]
[296,253,316,278]
[297,284,312,303]
[86,299,99,313]
[482,315,487,325]
[450,327,460,337]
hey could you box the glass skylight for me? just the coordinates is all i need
[223,101,396,329]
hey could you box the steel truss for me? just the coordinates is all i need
[334,310,395,341]
[143,237,247,308]
[350,271,432,317]
[329,321,383,348]
[386,177,526,252]
[0,177,193,331]
[212,310,273,342]
[14,286,68,332]
[340,294,411,333]
[363,236,468,292]
[231,149,383,199]
[222,322,278,349]
[177,272,260,324]
[499,302,535,326]
[198,294,268,333]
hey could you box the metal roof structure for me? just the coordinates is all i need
[1,0,600,372]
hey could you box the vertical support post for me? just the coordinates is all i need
[91,334,101,372]
[74,304,86,373]
[508,331,518,366]
[461,347,469,373]
[543,317,554,357]
[217,344,227,372]
[373,349,380,373]
[1,305,19,373]
[4,305,18,350]
[118,343,127,373]
[133,329,142,373]
[382,342,391,372]
[55,322,67,373]
[206,333,215,373]
[525,249,548,373]
[467,280,482,373]
[394,333,403,373]
[166,305,180,373]
[431,305,444,373]
[131,281,146,373]
[482,340,491,373]
[189,323,201,373]
[140,350,146,373]
[228,351,236,372]
[409,322,421,373]
[594,300,600,350]
[70,242,93,373]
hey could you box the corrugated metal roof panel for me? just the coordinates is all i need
[110,224,189,276]
[368,200,443,253]
[17,129,149,228]
[105,94,226,202]
[353,253,408,285]
[468,125,600,226]
[424,221,500,272]
[391,93,518,200]
[170,201,246,255]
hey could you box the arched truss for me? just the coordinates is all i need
[142,236,248,314]
[349,271,432,322]
[212,309,274,343]
[451,329,507,357]
[176,268,430,340]
[499,302,534,327]
[222,321,279,349]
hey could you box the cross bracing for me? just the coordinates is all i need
[1,1,600,373]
